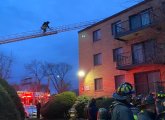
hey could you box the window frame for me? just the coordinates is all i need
[129,8,153,30]
[162,2,165,13]
[93,29,101,42]
[134,70,160,95]
[94,78,103,91]
[93,53,102,66]
[111,20,122,35]
[131,39,156,64]
[113,47,123,62]
[114,75,125,90]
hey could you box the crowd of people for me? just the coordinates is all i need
[85,82,165,120]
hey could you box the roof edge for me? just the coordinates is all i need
[78,0,153,33]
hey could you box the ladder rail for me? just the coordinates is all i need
[0,20,98,44]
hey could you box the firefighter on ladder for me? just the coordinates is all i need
[41,21,50,33]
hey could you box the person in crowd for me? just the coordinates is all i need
[155,91,165,120]
[111,82,135,120]
[36,100,41,119]
[132,94,143,107]
[87,98,98,120]
[138,94,156,120]
[156,91,165,114]
[84,102,89,119]
[97,107,108,120]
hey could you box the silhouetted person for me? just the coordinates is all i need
[87,98,98,120]
[36,101,41,119]
[41,21,50,33]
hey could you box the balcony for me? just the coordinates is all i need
[114,8,165,41]
[116,42,165,70]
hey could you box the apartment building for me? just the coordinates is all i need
[78,0,165,98]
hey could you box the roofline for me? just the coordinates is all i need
[78,0,153,33]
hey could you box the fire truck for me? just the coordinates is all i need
[17,91,50,105]
[12,77,51,105]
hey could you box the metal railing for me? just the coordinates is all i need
[114,8,164,38]
[116,43,165,69]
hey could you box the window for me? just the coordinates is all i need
[115,75,125,90]
[93,29,101,42]
[134,71,160,95]
[111,21,122,35]
[132,40,155,64]
[94,53,102,65]
[132,43,144,64]
[129,8,152,30]
[94,78,103,91]
[162,2,165,13]
[113,47,123,61]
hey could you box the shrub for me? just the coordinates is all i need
[0,84,21,120]
[41,91,76,119]
[0,78,25,120]
[74,95,90,118]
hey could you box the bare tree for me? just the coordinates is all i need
[42,62,72,94]
[25,60,44,91]
[0,53,13,80]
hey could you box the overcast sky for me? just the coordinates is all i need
[0,0,142,92]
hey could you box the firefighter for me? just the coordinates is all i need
[155,91,165,120]
[137,94,156,120]
[132,94,143,107]
[41,21,50,33]
[111,82,135,120]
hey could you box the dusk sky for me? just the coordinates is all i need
[0,0,142,92]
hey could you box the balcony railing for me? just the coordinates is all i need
[116,43,165,70]
[114,8,164,40]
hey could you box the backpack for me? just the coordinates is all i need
[108,101,125,120]
[109,101,139,120]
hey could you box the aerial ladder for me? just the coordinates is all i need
[0,20,100,44]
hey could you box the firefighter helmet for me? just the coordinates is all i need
[142,94,155,105]
[113,82,135,100]
[157,91,165,99]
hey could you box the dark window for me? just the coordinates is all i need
[129,8,152,30]
[94,78,103,91]
[162,2,165,13]
[113,47,123,61]
[111,21,122,35]
[94,53,102,65]
[132,43,144,64]
[134,71,160,95]
[115,75,125,89]
[132,39,155,64]
[93,29,101,42]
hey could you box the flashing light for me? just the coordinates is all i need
[27,96,32,98]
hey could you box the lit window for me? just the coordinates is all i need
[81,34,86,38]
[94,78,103,91]
[93,29,101,42]
[93,53,102,65]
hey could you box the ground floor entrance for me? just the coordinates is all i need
[134,70,163,95]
